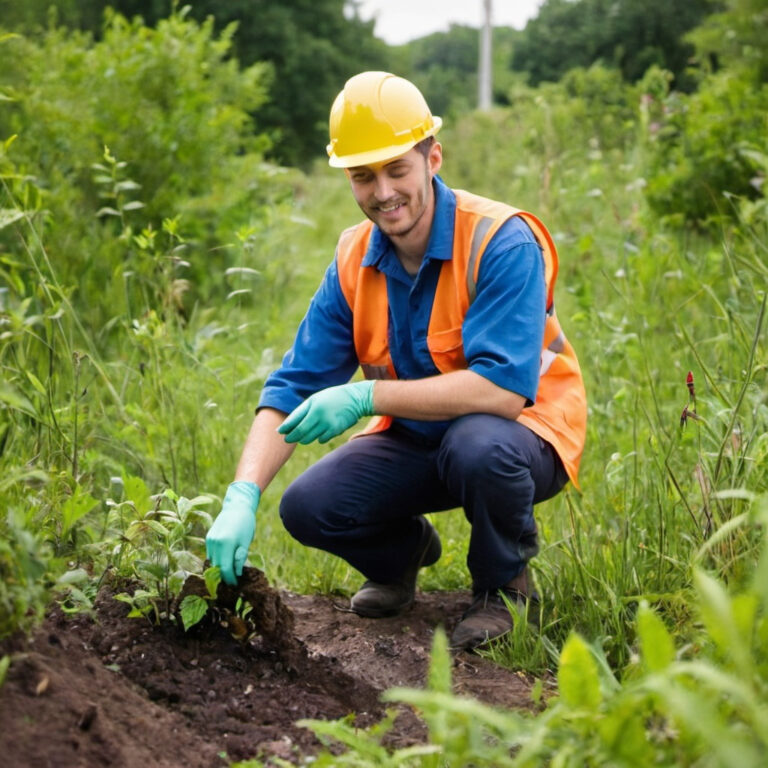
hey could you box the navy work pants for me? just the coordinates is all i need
[279,414,568,592]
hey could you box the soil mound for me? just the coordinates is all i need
[0,569,538,766]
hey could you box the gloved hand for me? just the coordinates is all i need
[278,380,375,445]
[205,481,261,586]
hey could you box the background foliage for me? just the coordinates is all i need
[1,0,767,764]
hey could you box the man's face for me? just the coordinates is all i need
[346,143,442,241]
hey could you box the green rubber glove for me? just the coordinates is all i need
[278,380,375,445]
[205,481,260,586]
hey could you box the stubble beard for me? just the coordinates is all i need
[366,166,431,240]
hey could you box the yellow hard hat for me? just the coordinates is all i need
[327,71,442,168]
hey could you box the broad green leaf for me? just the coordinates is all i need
[56,567,89,586]
[122,474,153,515]
[60,486,99,537]
[637,602,675,672]
[694,569,752,675]
[95,207,121,217]
[427,626,452,694]
[204,566,221,600]
[558,633,602,710]
[180,595,209,631]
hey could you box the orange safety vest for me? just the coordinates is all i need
[335,189,587,488]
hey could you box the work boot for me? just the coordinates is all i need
[450,568,539,651]
[350,517,441,618]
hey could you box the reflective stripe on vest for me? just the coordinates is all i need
[335,190,587,488]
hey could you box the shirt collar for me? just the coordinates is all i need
[361,175,456,269]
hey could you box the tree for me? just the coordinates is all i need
[511,0,715,89]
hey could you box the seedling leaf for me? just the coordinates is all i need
[180,594,209,631]
[204,566,221,600]
[60,486,99,538]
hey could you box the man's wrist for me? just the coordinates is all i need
[355,380,376,415]
[226,480,261,512]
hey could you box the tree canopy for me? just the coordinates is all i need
[510,0,715,89]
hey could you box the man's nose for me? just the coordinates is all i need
[373,174,395,201]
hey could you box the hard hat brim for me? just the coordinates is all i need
[328,117,442,168]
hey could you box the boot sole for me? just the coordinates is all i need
[350,517,441,618]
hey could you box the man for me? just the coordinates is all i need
[206,72,587,650]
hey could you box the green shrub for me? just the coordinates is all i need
[644,71,768,224]
[0,502,52,640]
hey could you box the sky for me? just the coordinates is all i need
[355,0,544,45]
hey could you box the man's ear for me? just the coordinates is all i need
[428,141,443,177]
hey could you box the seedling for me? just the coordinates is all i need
[178,565,222,631]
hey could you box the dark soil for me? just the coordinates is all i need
[0,569,539,767]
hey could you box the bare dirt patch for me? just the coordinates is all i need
[0,569,538,766]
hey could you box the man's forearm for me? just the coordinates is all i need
[234,407,296,490]
[372,370,525,422]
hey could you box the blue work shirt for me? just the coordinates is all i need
[258,175,546,443]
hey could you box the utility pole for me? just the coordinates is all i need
[478,0,492,110]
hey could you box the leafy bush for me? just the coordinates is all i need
[0,504,52,639]
[643,71,768,224]
[1,9,270,218]
[0,7,294,328]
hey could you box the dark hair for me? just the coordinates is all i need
[414,136,436,159]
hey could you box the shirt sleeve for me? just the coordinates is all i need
[463,216,546,405]
[258,259,359,413]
